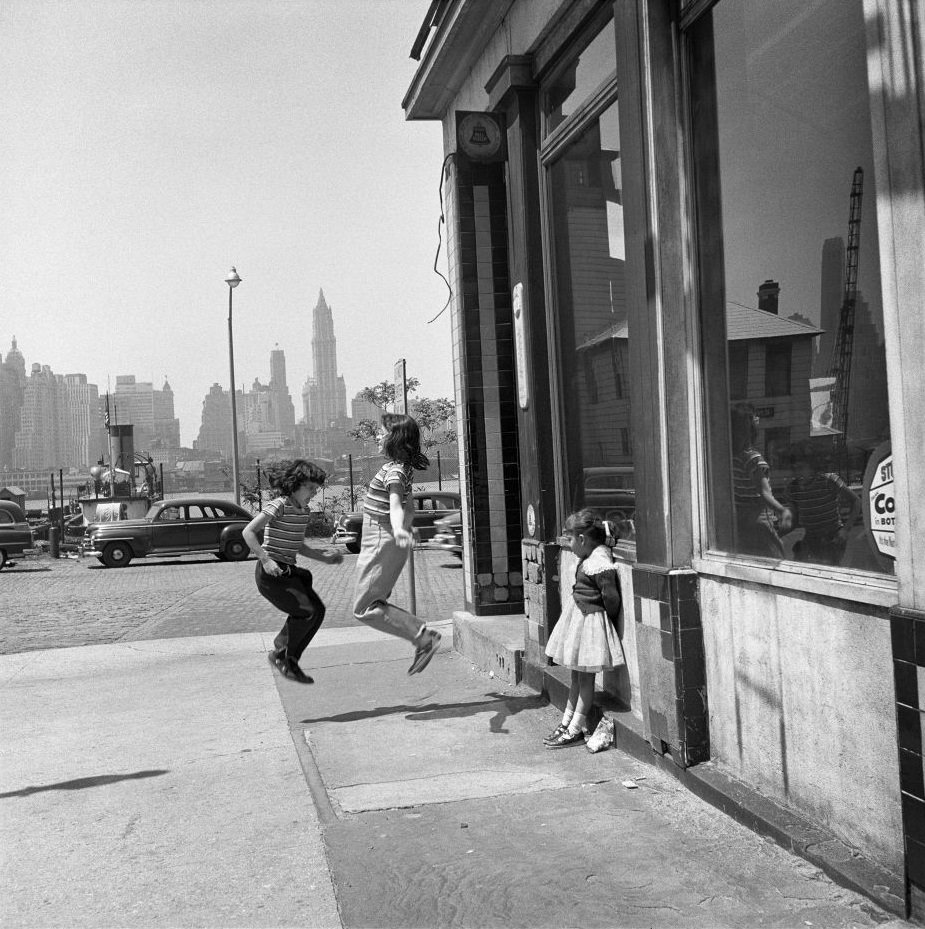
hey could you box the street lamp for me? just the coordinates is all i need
[225,266,242,505]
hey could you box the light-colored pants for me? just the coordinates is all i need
[352,512,422,642]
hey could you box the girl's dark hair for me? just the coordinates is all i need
[730,402,758,452]
[381,413,430,470]
[565,508,608,545]
[265,459,327,496]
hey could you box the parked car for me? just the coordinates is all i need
[427,510,463,559]
[0,500,35,569]
[581,466,636,522]
[332,491,462,554]
[82,496,253,568]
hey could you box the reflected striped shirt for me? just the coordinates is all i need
[261,497,311,564]
[786,472,847,538]
[363,461,413,519]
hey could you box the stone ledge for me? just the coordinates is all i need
[452,611,525,684]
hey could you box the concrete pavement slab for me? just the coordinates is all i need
[0,634,341,929]
[273,627,902,929]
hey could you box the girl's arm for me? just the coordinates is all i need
[598,570,623,623]
[757,474,793,531]
[299,540,343,565]
[243,511,283,576]
[389,488,413,548]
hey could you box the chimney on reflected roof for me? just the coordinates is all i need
[758,279,780,315]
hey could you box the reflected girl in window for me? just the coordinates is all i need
[730,402,792,557]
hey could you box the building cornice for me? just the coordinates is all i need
[403,0,516,121]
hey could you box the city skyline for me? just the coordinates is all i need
[1,2,454,448]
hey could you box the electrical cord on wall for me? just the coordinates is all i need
[427,152,457,324]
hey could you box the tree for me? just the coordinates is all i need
[348,377,456,452]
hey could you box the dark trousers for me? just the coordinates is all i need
[255,561,326,663]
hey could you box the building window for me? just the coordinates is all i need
[728,342,749,400]
[764,341,792,398]
[543,20,633,540]
[688,0,891,573]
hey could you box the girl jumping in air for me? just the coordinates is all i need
[243,459,343,684]
[544,509,625,749]
[352,413,441,675]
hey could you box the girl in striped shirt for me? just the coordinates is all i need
[243,459,343,684]
[352,413,441,674]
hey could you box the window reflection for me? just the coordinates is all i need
[692,0,891,573]
[549,99,635,541]
[543,25,617,134]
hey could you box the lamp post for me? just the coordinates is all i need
[225,266,242,505]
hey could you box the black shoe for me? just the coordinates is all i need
[543,723,569,745]
[284,658,314,684]
[267,649,287,676]
[268,650,313,684]
[545,728,588,750]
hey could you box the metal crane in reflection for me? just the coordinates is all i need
[827,166,864,460]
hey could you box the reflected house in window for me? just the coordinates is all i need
[726,301,822,475]
[575,320,632,469]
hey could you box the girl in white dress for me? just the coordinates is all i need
[544,509,625,748]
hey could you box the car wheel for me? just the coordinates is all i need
[101,542,133,568]
[345,541,361,554]
[223,538,249,561]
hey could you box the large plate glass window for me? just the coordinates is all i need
[543,22,634,540]
[688,0,891,573]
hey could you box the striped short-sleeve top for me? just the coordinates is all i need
[786,472,847,538]
[261,497,311,564]
[363,460,413,519]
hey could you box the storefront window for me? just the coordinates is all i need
[547,96,635,540]
[690,0,892,573]
[543,24,616,135]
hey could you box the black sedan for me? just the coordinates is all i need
[0,500,35,570]
[82,497,253,568]
[332,491,461,554]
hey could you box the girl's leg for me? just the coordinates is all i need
[544,671,579,743]
[568,671,596,734]
[353,516,425,642]
[284,568,326,661]
[563,672,580,724]
[255,563,324,676]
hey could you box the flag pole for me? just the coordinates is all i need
[106,391,116,496]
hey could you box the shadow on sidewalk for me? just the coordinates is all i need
[301,692,547,734]
[0,769,169,799]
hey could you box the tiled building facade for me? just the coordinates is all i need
[404,0,925,919]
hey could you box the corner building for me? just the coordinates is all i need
[404,0,925,919]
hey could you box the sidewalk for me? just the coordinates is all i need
[0,621,911,928]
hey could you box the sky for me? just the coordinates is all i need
[0,0,452,447]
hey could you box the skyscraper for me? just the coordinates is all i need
[195,383,235,456]
[268,345,296,437]
[13,364,66,470]
[0,337,26,471]
[302,289,347,429]
[112,375,181,455]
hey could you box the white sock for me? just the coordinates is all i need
[569,712,587,734]
[561,709,574,727]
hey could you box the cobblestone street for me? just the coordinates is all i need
[0,547,465,655]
